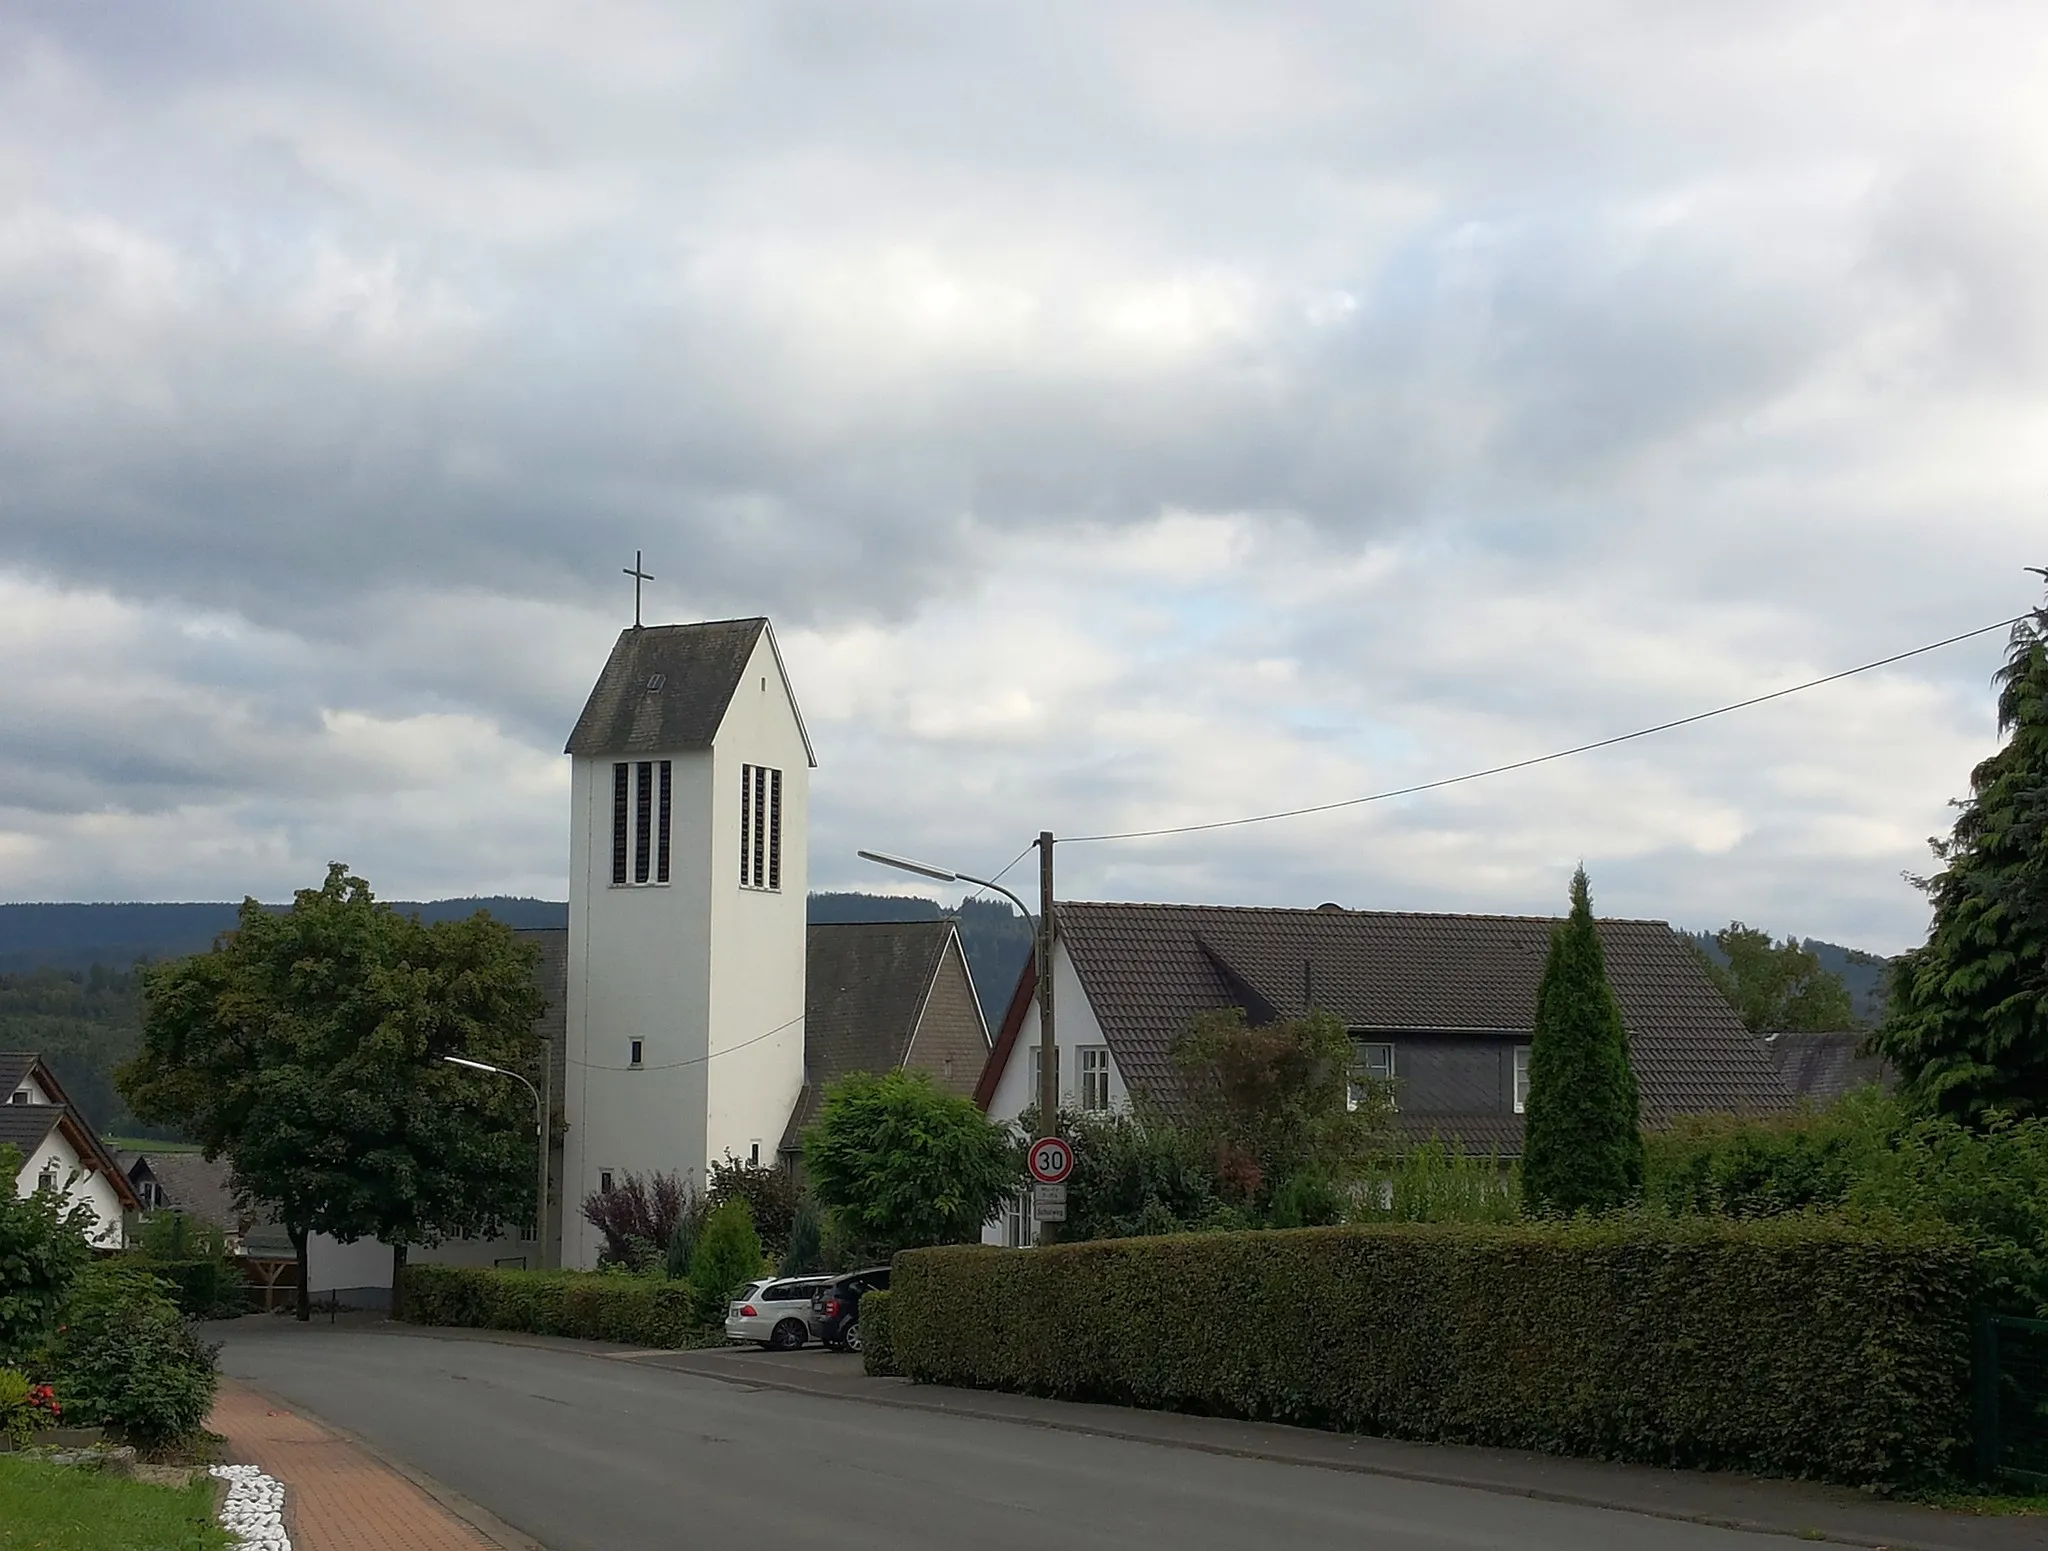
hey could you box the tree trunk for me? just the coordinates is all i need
[291,1223,310,1323]
[390,1242,408,1322]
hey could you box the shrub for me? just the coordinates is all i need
[778,1197,825,1275]
[0,1144,95,1364]
[581,1171,694,1268]
[889,1218,1974,1487]
[401,1264,716,1347]
[690,1200,764,1326]
[708,1155,800,1255]
[53,1265,219,1446]
[664,1217,697,1282]
[1353,1140,1519,1225]
[134,1256,247,1321]
[0,1367,62,1445]
[859,1289,895,1377]
[1059,1109,1242,1240]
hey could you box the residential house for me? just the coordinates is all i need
[3,1052,140,1248]
[778,919,991,1172]
[975,901,1793,1244]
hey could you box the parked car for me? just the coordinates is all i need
[811,1266,890,1352]
[725,1276,832,1350]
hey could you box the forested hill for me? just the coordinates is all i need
[1683,930,1892,1026]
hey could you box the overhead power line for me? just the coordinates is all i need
[1062,613,2029,846]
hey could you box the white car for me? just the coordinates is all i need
[725,1276,830,1350]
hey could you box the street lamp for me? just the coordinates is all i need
[442,1055,548,1269]
[859,839,1060,1244]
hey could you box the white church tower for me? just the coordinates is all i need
[558,617,814,1269]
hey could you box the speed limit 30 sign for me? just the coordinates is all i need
[1028,1136,1074,1184]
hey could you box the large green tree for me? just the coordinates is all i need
[1696,923,1858,1032]
[121,865,545,1318]
[1522,868,1644,1214]
[1876,585,2048,1123]
[803,1069,1021,1254]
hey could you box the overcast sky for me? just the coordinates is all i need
[3,2,2044,953]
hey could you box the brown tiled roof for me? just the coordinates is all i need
[564,618,815,765]
[778,921,957,1154]
[1054,902,1791,1128]
[1766,1029,1892,1104]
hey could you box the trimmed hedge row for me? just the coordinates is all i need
[859,1289,895,1376]
[401,1264,718,1348]
[891,1219,1975,1486]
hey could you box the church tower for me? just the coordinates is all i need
[559,617,814,1269]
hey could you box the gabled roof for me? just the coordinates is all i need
[0,1052,143,1210]
[779,921,960,1153]
[564,618,816,766]
[1766,1029,1892,1104]
[978,903,1791,1129]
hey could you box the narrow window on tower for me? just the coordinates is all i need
[634,761,653,884]
[752,764,767,886]
[767,768,783,891]
[656,762,672,884]
[611,763,630,885]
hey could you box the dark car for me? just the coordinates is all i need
[811,1266,890,1352]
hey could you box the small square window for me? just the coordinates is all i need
[629,1039,644,1068]
[7,1090,26,1105]
[1349,1041,1395,1112]
[1513,1045,1532,1114]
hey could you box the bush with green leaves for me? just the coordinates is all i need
[402,1264,717,1347]
[0,1144,95,1364]
[778,1196,825,1275]
[0,1367,63,1444]
[887,1218,1974,1487]
[1054,1109,1245,1240]
[1353,1139,1519,1225]
[707,1155,800,1256]
[690,1200,765,1325]
[53,1264,219,1446]
[859,1288,895,1377]
[804,1069,1021,1254]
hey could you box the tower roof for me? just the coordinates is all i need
[564,618,814,763]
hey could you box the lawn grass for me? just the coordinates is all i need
[0,1453,231,1550]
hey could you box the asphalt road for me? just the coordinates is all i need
[216,1324,1807,1551]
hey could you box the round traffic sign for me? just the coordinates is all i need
[1028,1136,1074,1184]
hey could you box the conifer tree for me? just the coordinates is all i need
[1522,868,1644,1213]
[1876,581,2048,1122]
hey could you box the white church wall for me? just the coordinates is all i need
[705,630,810,1174]
[561,748,718,1268]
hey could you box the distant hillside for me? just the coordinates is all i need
[1684,930,1892,1027]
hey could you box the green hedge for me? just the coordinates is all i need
[401,1264,718,1348]
[135,1257,247,1321]
[891,1219,1975,1486]
[859,1289,895,1376]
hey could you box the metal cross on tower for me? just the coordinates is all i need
[623,551,654,628]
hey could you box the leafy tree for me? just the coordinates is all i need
[1522,868,1645,1214]
[122,864,546,1319]
[0,1145,95,1363]
[803,1070,1022,1254]
[1172,1007,1387,1213]
[1875,587,2048,1123]
[1695,924,1859,1032]
[690,1199,764,1326]
[707,1154,800,1255]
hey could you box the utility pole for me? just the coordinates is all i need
[1036,830,1058,1245]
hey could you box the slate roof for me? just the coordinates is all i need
[564,618,816,765]
[0,1103,63,1158]
[778,921,957,1154]
[1766,1029,1893,1104]
[1042,903,1791,1130]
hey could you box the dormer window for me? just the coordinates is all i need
[611,761,672,887]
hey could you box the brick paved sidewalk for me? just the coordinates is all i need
[210,1379,506,1551]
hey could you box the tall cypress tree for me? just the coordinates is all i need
[1522,868,1644,1213]
[1875,582,2048,1123]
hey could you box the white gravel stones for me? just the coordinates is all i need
[210,1463,291,1550]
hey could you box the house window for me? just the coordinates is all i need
[1349,1041,1395,1112]
[599,1169,615,1195]
[1513,1045,1531,1114]
[614,761,672,887]
[7,1089,26,1104]
[37,1164,58,1192]
[1002,1190,1032,1248]
[740,764,782,889]
[629,1039,644,1068]
[1079,1048,1112,1112]
[749,1141,760,1167]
